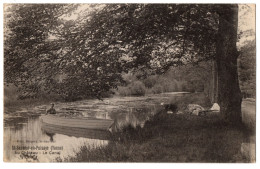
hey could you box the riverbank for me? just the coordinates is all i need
[61,93,255,162]
[63,111,252,162]
[63,94,255,163]
[4,92,255,162]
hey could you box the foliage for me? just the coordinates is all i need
[117,61,212,96]
[150,84,164,94]
[4,4,125,100]
[117,80,146,96]
[130,81,146,96]
[238,40,256,98]
[5,4,76,98]
[4,4,219,99]
[119,64,211,96]
[5,4,246,122]
[4,84,63,109]
[143,75,158,89]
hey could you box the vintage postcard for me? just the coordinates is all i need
[3,3,256,162]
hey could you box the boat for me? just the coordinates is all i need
[40,114,114,131]
[41,123,112,140]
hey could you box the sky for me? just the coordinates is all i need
[237,4,255,47]
[238,4,255,32]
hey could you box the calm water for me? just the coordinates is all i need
[4,92,188,162]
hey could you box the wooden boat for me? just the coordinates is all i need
[41,123,112,140]
[40,114,114,131]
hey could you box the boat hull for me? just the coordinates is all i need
[40,114,114,131]
[41,123,112,140]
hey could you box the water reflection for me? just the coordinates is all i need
[45,132,55,142]
[41,124,112,140]
[4,117,108,162]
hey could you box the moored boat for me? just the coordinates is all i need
[41,123,112,140]
[40,114,114,131]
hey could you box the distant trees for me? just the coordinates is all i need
[116,61,214,97]
[166,62,212,93]
[238,40,256,98]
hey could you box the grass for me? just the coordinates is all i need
[60,93,253,162]
[63,111,251,162]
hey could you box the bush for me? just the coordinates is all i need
[117,86,131,96]
[151,84,163,94]
[130,81,146,96]
[145,77,183,94]
[117,81,146,96]
[143,75,158,88]
[122,73,137,85]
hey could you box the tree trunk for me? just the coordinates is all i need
[216,5,242,125]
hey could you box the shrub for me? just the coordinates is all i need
[151,84,163,94]
[117,86,131,96]
[122,73,137,85]
[130,81,146,96]
[143,75,158,88]
[117,81,146,96]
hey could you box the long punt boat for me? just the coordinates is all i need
[41,123,112,140]
[40,114,114,131]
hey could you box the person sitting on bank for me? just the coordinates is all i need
[46,103,56,114]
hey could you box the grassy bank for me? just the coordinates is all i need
[63,111,251,162]
[60,93,253,162]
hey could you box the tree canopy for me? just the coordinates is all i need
[4,4,220,99]
[4,4,124,100]
[5,4,248,123]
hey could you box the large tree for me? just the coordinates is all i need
[77,4,241,124]
[215,5,242,124]
[4,4,242,124]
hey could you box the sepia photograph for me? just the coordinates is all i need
[2,2,256,163]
